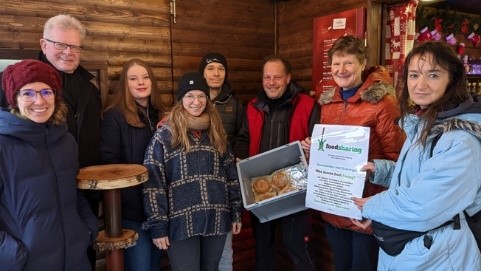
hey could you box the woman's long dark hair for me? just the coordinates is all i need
[399,41,468,145]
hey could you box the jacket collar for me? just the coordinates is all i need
[254,81,304,112]
[318,65,395,105]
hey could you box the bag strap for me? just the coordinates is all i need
[429,133,442,157]
[429,133,462,229]
[429,132,481,229]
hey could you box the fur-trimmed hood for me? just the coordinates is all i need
[430,117,481,143]
[318,65,396,105]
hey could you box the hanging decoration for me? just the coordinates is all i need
[415,6,481,56]
[434,17,443,33]
[431,29,442,41]
[461,18,470,35]
[457,42,465,56]
[445,33,457,45]
[386,0,418,93]
[417,26,432,42]
[468,32,481,47]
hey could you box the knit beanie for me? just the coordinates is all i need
[198,53,228,79]
[2,59,62,106]
[176,72,209,101]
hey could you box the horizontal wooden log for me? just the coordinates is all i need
[108,78,173,91]
[172,67,262,82]
[279,46,314,59]
[108,66,172,79]
[278,31,312,46]
[0,16,44,33]
[172,48,272,64]
[177,0,272,11]
[91,51,171,67]
[0,31,173,60]
[0,0,170,20]
[85,36,171,54]
[175,1,273,25]
[173,17,273,35]
[86,22,171,39]
[278,0,362,19]
[173,56,266,71]
[171,30,272,48]
[289,59,313,71]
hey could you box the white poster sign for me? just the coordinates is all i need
[306,124,370,219]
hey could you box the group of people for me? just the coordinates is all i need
[1,12,481,271]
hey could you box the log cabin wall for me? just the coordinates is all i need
[0,0,274,106]
[0,0,173,105]
[171,0,275,104]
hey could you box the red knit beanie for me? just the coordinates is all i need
[2,59,62,106]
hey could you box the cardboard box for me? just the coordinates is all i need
[237,141,308,223]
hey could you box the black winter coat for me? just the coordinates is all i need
[213,83,243,146]
[0,109,97,271]
[100,106,158,222]
[37,53,101,168]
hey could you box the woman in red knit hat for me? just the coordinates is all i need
[0,59,98,271]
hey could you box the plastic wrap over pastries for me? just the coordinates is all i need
[251,163,307,203]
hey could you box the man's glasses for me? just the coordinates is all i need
[183,94,208,102]
[18,89,55,102]
[44,38,83,52]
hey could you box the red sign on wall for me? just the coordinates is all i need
[312,8,366,99]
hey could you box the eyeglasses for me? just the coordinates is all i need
[183,94,208,102]
[44,38,83,52]
[18,89,55,102]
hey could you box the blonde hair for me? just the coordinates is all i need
[168,100,227,153]
[43,14,86,40]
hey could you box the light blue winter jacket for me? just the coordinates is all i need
[363,97,481,270]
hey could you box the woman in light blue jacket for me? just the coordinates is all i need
[353,41,481,270]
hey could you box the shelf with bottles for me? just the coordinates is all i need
[466,74,481,95]
[463,55,481,75]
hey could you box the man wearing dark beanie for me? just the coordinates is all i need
[0,14,103,269]
[198,53,244,271]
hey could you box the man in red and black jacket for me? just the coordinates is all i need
[234,57,319,271]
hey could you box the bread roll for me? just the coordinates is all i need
[271,171,289,191]
[252,178,271,194]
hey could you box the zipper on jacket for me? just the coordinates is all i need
[46,124,67,268]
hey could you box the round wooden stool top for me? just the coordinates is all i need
[94,229,138,252]
[77,164,148,190]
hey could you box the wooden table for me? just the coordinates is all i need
[77,164,149,271]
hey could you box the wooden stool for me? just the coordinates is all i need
[77,164,148,271]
